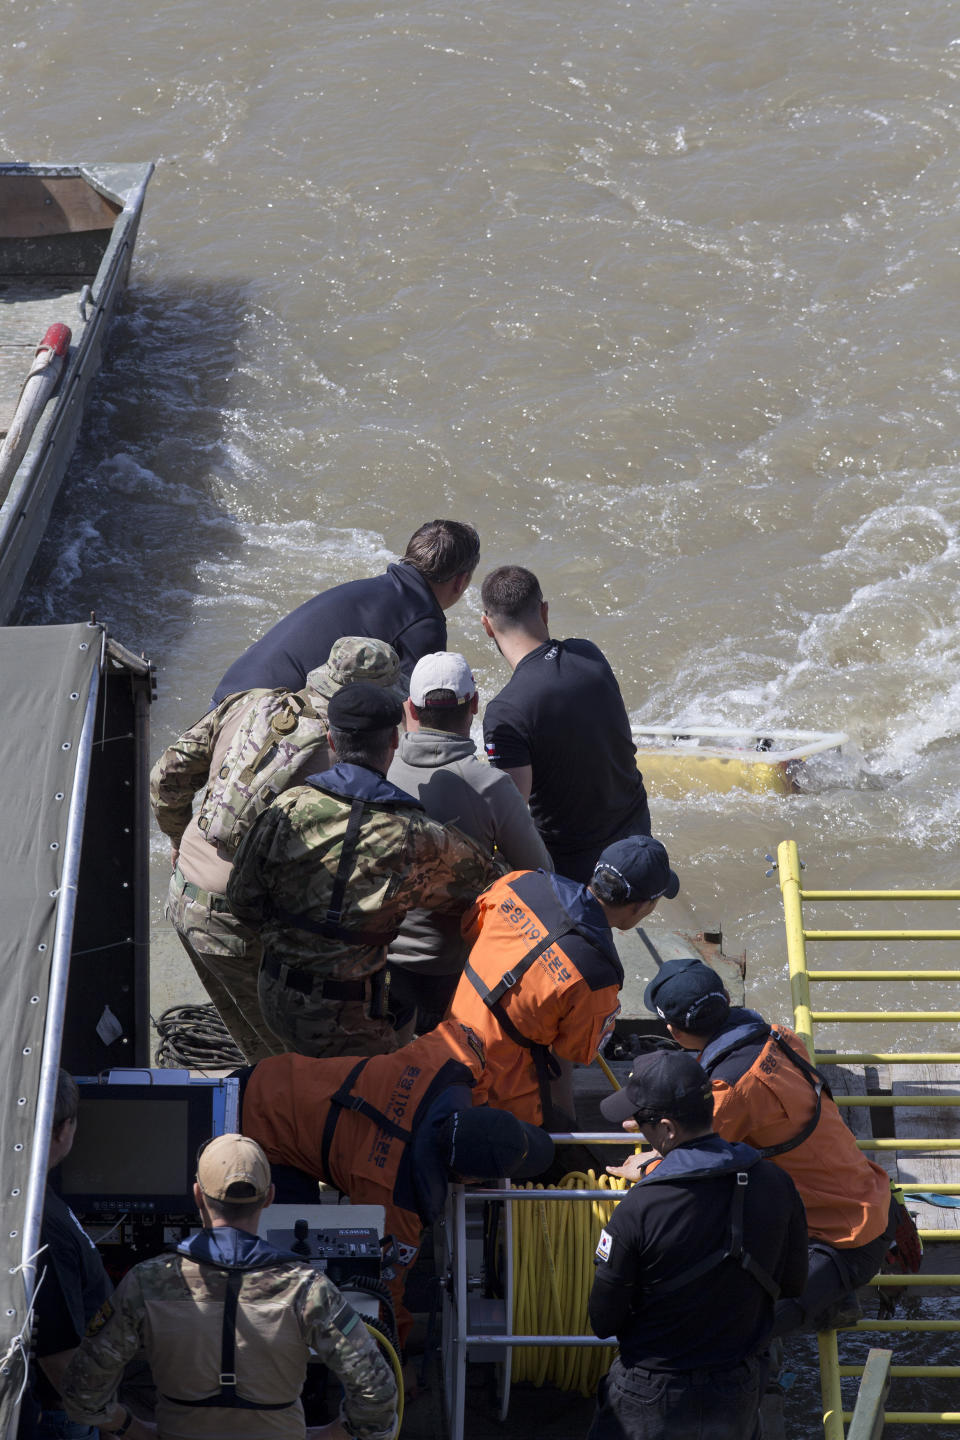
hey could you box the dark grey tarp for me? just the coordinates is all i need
[0,622,100,1427]
[0,622,152,1435]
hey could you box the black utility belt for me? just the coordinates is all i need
[262,954,388,1003]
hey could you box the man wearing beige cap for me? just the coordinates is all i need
[62,1134,398,1440]
[386,650,551,1033]
[151,638,406,1061]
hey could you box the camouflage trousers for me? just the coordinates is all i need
[166,873,285,1063]
[258,955,400,1059]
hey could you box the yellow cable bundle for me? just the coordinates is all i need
[362,1321,404,1438]
[510,1170,630,1397]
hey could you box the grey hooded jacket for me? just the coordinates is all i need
[386,728,552,974]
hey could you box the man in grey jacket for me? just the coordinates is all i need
[386,651,551,1033]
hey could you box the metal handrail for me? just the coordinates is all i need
[443,1146,643,1440]
[776,838,960,1438]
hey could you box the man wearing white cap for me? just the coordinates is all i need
[62,1134,398,1440]
[386,651,551,1032]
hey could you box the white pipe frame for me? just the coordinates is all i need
[19,638,103,1306]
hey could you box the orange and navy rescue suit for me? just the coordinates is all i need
[240,1020,485,1344]
[700,1011,891,1249]
[449,870,622,1125]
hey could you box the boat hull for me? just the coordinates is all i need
[0,162,153,622]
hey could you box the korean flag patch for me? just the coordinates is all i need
[595,1228,613,1263]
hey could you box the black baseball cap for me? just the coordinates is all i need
[599,1049,713,1125]
[643,957,731,1032]
[592,835,680,904]
[444,1106,555,1180]
[327,681,404,732]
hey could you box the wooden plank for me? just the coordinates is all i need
[0,176,119,239]
[892,1063,960,1232]
[846,1348,892,1440]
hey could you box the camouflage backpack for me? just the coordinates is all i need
[197,688,330,856]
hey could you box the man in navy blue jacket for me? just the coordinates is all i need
[588,1051,808,1440]
[213,519,480,702]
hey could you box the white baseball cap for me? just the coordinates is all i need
[409,652,477,707]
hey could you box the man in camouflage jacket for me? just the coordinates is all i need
[149,639,405,1062]
[227,684,502,1057]
[61,1134,397,1440]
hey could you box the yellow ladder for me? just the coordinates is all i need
[777,839,960,1437]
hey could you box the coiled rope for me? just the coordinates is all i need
[153,1003,246,1070]
[510,1170,631,1397]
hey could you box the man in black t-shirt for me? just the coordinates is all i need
[480,566,650,882]
[588,1051,807,1440]
[212,519,480,704]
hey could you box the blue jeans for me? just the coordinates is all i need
[587,1354,765,1440]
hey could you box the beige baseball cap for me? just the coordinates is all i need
[196,1134,271,1203]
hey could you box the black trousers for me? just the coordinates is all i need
[550,794,652,885]
[587,1353,765,1440]
[772,1193,899,1336]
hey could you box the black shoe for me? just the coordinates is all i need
[814,1292,863,1331]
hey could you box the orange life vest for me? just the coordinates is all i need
[705,1022,890,1248]
[241,1021,485,1342]
[450,870,622,1125]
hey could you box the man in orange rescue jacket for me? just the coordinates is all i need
[238,1019,553,1347]
[611,958,898,1333]
[448,835,680,1128]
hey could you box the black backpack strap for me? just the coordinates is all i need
[326,795,366,932]
[218,1268,243,1405]
[726,1173,781,1301]
[643,1172,780,1301]
[163,1268,296,1411]
[320,1058,369,1179]
[268,797,400,946]
[484,918,578,1006]
[462,921,573,1127]
[755,1031,830,1160]
[319,1056,417,1180]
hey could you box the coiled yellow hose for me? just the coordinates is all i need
[363,1320,404,1438]
[509,1170,631,1397]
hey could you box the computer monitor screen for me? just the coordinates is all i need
[56,1084,217,1214]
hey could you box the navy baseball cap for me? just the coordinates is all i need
[599,1049,713,1125]
[643,958,731,1032]
[445,1107,555,1180]
[592,835,680,904]
[327,681,403,732]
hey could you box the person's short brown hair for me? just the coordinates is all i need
[414,690,472,733]
[480,566,543,626]
[201,1192,265,1224]
[327,724,396,769]
[54,1069,79,1132]
[402,520,480,583]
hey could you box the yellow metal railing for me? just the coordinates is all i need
[776,839,960,1438]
